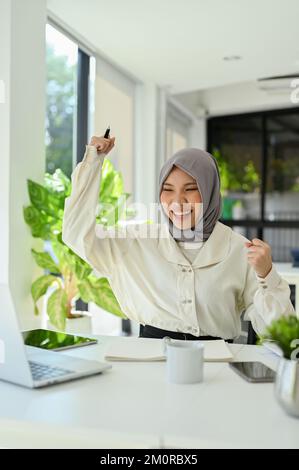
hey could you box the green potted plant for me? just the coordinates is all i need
[259,315,299,418]
[24,159,135,332]
[212,148,260,220]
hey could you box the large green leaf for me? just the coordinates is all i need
[31,249,60,274]
[97,193,128,226]
[52,237,92,280]
[100,171,115,200]
[44,169,71,197]
[100,159,124,201]
[52,239,73,271]
[74,259,92,281]
[47,288,67,330]
[31,274,57,315]
[23,206,53,239]
[110,172,124,198]
[27,179,64,218]
[77,278,94,303]
[78,278,126,318]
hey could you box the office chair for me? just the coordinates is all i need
[247,322,257,345]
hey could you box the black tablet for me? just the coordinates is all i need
[23,328,97,352]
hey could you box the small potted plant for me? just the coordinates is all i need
[212,148,260,220]
[259,315,299,418]
[24,160,135,332]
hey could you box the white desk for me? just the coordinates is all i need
[0,336,299,449]
[275,262,299,315]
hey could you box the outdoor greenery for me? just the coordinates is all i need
[46,44,75,178]
[24,161,134,331]
[258,315,299,360]
[212,147,260,194]
[269,157,299,193]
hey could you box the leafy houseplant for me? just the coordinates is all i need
[212,147,260,194]
[259,315,299,418]
[258,315,299,360]
[212,148,260,219]
[24,159,134,331]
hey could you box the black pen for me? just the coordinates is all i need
[104,126,110,139]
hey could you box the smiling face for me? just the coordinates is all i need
[160,166,202,230]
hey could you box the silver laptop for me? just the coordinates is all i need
[0,284,111,388]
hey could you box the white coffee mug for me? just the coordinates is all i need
[163,337,204,384]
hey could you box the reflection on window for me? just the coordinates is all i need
[263,228,299,262]
[209,116,262,220]
[266,115,299,221]
[45,24,78,178]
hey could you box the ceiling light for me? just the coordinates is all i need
[223,55,242,61]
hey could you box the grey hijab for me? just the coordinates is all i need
[158,148,222,242]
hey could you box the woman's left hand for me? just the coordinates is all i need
[245,238,273,278]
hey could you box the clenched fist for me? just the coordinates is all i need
[89,135,115,155]
[245,238,272,278]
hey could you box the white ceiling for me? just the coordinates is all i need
[48,0,299,94]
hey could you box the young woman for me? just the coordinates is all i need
[62,135,295,341]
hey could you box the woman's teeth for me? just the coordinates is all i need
[173,210,192,217]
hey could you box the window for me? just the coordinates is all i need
[94,57,135,197]
[45,23,93,313]
[166,102,191,160]
[45,24,78,177]
[208,115,262,220]
[266,114,299,221]
[208,108,299,262]
[89,56,136,335]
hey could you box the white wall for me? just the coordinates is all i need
[177,80,297,118]
[134,81,158,207]
[189,118,206,150]
[0,0,47,325]
[0,0,10,285]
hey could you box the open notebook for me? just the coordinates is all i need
[104,337,234,362]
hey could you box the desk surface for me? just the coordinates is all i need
[0,337,299,449]
[275,262,299,277]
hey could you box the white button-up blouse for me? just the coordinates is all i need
[62,146,296,339]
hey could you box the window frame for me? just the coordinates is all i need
[166,100,192,159]
[46,20,92,311]
[207,106,299,239]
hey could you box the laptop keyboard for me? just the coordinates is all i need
[29,361,74,382]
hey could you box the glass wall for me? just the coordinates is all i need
[208,108,299,262]
[208,115,262,221]
[266,114,299,221]
[45,24,78,178]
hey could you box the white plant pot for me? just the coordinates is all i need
[47,311,93,336]
[275,357,299,418]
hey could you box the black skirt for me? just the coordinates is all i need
[139,324,233,343]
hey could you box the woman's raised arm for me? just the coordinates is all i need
[62,135,133,278]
